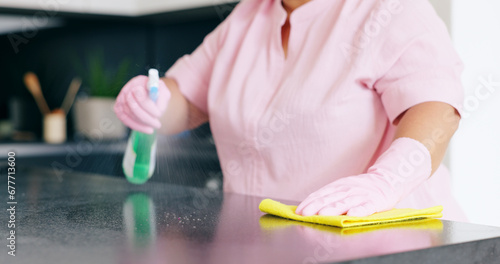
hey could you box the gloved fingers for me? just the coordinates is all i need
[122,103,160,131]
[346,202,377,217]
[296,191,349,215]
[295,197,315,215]
[118,75,148,101]
[115,100,155,134]
[117,113,154,134]
[299,192,357,216]
[131,87,162,117]
[316,204,350,216]
[316,196,367,216]
[310,184,351,199]
[114,97,126,115]
[114,75,173,133]
[126,91,162,129]
[298,197,328,217]
[125,75,148,88]
[296,182,357,214]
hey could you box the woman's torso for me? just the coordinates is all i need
[173,0,467,221]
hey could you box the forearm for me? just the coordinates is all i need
[393,101,460,174]
[297,101,461,217]
[158,77,209,135]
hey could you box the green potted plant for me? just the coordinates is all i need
[72,52,132,140]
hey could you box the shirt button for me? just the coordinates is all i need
[238,139,258,158]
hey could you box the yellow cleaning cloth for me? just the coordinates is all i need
[259,214,443,235]
[258,199,443,228]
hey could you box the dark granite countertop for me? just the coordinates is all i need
[0,168,499,264]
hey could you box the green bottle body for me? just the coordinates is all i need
[122,130,157,184]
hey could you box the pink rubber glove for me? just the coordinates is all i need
[295,137,432,217]
[114,75,171,134]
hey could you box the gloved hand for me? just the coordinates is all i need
[114,75,171,134]
[295,137,432,217]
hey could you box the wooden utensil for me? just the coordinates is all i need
[60,77,82,114]
[23,72,51,116]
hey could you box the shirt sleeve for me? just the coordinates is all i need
[373,1,465,123]
[165,18,229,114]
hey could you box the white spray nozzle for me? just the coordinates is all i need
[148,69,160,103]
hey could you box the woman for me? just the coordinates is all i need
[114,0,467,221]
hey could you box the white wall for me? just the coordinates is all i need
[449,0,500,227]
[428,0,452,31]
[428,0,500,227]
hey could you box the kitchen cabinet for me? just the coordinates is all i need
[0,124,222,188]
[0,0,239,16]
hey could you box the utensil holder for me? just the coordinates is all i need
[43,111,66,144]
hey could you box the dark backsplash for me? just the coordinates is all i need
[0,5,232,140]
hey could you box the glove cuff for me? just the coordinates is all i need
[367,137,432,200]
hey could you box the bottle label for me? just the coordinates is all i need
[123,133,137,178]
[148,139,157,178]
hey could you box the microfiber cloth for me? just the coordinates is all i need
[258,199,443,228]
[259,215,443,236]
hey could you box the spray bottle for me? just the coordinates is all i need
[122,69,159,184]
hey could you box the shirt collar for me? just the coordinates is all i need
[272,0,287,26]
[272,0,331,24]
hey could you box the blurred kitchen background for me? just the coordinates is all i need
[0,0,499,227]
[0,0,237,192]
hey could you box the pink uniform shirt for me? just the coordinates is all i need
[167,0,467,221]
